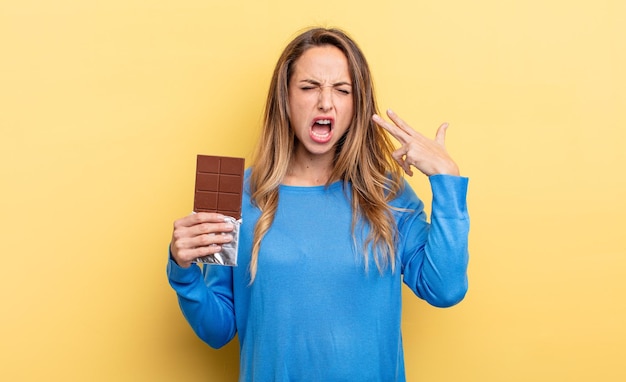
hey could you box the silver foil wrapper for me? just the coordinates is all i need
[193,216,240,266]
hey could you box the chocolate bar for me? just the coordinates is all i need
[193,155,245,219]
[193,154,244,266]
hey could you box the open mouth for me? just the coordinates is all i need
[310,118,333,143]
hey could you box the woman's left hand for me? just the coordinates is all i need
[372,109,460,177]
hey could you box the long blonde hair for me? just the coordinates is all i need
[248,27,404,282]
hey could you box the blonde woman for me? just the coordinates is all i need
[168,27,469,381]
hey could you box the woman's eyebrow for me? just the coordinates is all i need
[299,79,352,87]
[333,81,352,87]
[299,79,321,86]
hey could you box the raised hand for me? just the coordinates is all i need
[372,109,460,177]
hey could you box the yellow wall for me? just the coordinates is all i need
[1,0,624,380]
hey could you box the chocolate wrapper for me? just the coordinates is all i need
[193,216,240,266]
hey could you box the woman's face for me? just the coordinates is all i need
[287,45,354,159]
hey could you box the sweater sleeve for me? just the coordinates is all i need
[399,175,470,307]
[167,256,237,348]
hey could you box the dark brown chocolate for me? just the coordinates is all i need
[194,155,245,219]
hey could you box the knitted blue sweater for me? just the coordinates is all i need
[168,173,469,381]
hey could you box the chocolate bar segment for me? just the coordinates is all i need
[194,155,245,219]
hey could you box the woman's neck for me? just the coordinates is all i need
[282,149,334,186]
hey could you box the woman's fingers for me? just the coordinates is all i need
[373,109,459,176]
[385,109,421,138]
[391,147,414,176]
[170,212,235,266]
[435,122,449,146]
[372,113,409,144]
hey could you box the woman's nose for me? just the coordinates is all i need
[317,87,333,111]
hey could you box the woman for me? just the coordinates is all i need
[168,27,469,381]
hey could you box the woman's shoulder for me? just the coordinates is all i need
[388,178,423,211]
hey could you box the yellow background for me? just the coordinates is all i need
[1,0,624,380]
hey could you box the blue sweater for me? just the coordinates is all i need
[167,173,469,381]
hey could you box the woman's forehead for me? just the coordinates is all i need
[291,46,350,83]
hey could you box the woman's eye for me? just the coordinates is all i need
[336,88,351,95]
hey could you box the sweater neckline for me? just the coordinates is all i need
[279,180,344,192]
